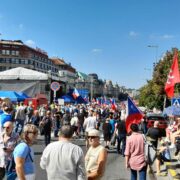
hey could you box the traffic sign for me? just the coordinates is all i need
[171,98,180,106]
[51,82,60,91]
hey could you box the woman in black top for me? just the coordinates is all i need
[102,118,112,149]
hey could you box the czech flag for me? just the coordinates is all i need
[111,98,116,110]
[96,98,101,105]
[72,88,80,99]
[126,96,143,133]
[84,96,89,103]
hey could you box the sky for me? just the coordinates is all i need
[0,0,180,89]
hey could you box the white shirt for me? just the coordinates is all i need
[71,117,79,126]
[83,116,97,132]
[40,140,87,180]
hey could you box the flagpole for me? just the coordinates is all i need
[163,95,167,110]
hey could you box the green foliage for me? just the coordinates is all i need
[139,49,180,110]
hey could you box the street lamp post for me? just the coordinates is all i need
[47,70,52,103]
[90,77,93,101]
[147,45,159,64]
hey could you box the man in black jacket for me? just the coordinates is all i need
[146,121,162,148]
[115,119,127,156]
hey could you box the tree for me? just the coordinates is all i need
[139,49,179,110]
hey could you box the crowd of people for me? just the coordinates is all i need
[0,98,179,180]
[0,99,114,180]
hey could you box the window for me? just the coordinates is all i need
[2,50,6,55]
[11,50,16,55]
[0,58,5,63]
[29,60,33,65]
[25,60,28,64]
[6,50,10,55]
[15,59,19,64]
[21,59,25,64]
[11,58,16,63]
[6,58,11,63]
[15,51,19,56]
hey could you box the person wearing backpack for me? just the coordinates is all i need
[13,124,38,180]
[125,123,147,180]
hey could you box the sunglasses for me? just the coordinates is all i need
[3,126,10,130]
[88,136,98,139]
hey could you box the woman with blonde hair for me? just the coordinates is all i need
[13,124,38,180]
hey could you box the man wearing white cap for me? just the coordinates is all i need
[85,129,107,180]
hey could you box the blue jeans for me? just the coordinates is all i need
[131,166,147,180]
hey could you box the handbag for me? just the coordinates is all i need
[143,135,156,165]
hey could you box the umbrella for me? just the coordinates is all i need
[163,105,180,116]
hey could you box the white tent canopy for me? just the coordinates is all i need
[0,67,48,80]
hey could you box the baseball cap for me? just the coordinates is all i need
[88,129,100,137]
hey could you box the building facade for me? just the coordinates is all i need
[0,39,130,100]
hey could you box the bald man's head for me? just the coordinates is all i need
[3,121,13,135]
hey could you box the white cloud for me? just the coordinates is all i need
[161,34,174,39]
[25,40,36,47]
[91,48,102,53]
[129,31,138,37]
[149,33,174,40]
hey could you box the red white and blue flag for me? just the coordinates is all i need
[83,96,89,103]
[96,98,101,105]
[110,98,116,110]
[126,96,143,133]
[72,88,80,99]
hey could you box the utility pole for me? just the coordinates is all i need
[147,45,159,64]
[90,77,93,101]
